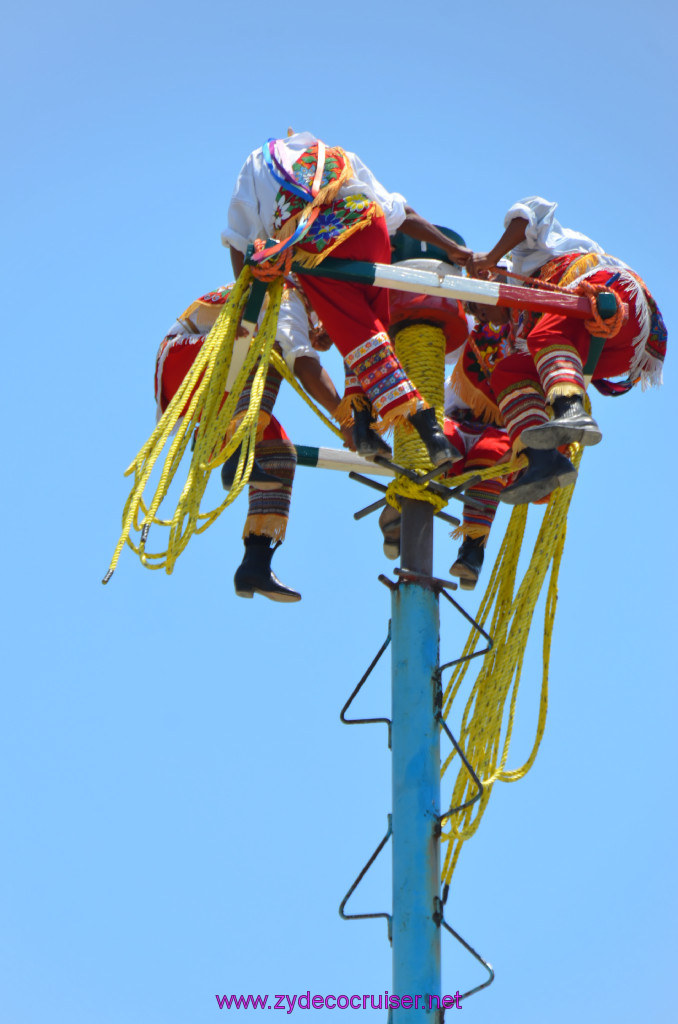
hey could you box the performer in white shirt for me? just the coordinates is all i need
[468,197,667,504]
[223,131,471,466]
[155,282,350,602]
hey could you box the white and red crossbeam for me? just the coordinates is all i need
[293,257,603,319]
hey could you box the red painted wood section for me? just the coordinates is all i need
[498,283,591,318]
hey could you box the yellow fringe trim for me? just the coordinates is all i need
[276,149,354,245]
[449,360,501,424]
[334,392,370,427]
[546,382,584,402]
[242,514,287,542]
[555,252,602,287]
[293,205,383,269]
[224,410,245,445]
[255,410,271,441]
[177,297,221,327]
[451,523,491,542]
[376,394,421,432]
[225,409,271,444]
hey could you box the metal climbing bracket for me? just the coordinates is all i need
[436,710,484,822]
[340,623,392,748]
[338,626,393,942]
[435,585,492,821]
[339,815,393,944]
[393,567,458,592]
[434,896,495,1002]
[438,587,492,673]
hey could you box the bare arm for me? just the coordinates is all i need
[293,356,355,450]
[467,217,528,276]
[230,246,245,279]
[398,207,472,265]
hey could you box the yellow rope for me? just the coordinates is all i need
[384,323,527,510]
[439,442,584,886]
[104,270,283,580]
[437,454,527,492]
[386,324,447,510]
[268,349,343,441]
[105,267,541,585]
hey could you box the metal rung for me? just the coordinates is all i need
[372,456,486,512]
[435,590,492,819]
[339,816,393,944]
[437,713,483,821]
[439,588,493,669]
[340,625,392,748]
[394,567,458,592]
[349,472,460,527]
[434,897,495,1001]
[354,497,387,521]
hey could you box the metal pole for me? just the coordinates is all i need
[391,497,441,1020]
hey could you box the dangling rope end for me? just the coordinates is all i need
[101,569,114,585]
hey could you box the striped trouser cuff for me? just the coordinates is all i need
[533,344,585,402]
[496,381,549,445]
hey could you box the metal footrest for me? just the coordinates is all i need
[339,817,393,944]
[340,626,392,748]
[435,896,495,1001]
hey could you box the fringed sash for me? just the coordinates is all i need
[252,139,382,271]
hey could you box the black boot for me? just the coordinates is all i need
[378,505,401,560]
[521,395,602,450]
[233,536,301,602]
[221,447,285,491]
[352,406,393,460]
[408,406,459,467]
[500,448,578,505]
[449,536,485,591]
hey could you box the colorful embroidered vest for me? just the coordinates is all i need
[269,142,382,268]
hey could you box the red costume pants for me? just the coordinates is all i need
[155,333,296,541]
[444,417,512,541]
[297,218,422,424]
[491,270,643,446]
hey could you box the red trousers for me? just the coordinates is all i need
[491,270,643,445]
[296,218,392,355]
[296,218,422,422]
[155,332,296,540]
[444,417,512,539]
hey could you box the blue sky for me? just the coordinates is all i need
[2,1,676,1021]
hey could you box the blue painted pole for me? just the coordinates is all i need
[391,498,441,1020]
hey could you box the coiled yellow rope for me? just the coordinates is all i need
[386,324,447,511]
[103,269,283,581]
[439,442,584,885]
[384,323,528,509]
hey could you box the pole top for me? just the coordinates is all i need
[391,225,466,265]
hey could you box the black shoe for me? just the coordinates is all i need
[352,406,393,460]
[221,447,285,491]
[449,536,485,590]
[378,505,401,560]
[234,537,301,602]
[521,395,602,450]
[500,448,578,505]
[408,406,459,467]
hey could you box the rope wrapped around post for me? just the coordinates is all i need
[385,323,448,512]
